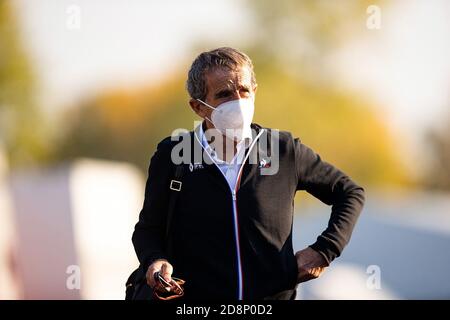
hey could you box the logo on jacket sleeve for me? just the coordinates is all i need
[258,158,271,169]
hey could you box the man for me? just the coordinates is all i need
[132,47,365,300]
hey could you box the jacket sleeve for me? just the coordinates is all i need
[294,138,365,265]
[132,138,173,272]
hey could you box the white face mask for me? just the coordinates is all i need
[196,97,255,142]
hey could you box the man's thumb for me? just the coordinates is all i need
[160,262,173,282]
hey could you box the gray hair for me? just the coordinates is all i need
[186,47,257,101]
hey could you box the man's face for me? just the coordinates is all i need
[190,66,257,127]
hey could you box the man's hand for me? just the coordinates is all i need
[295,247,329,283]
[146,259,174,290]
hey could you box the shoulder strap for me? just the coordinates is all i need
[165,163,185,241]
[164,131,193,254]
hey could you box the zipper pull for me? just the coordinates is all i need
[231,190,237,201]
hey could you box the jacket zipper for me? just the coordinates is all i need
[230,188,243,299]
[195,128,265,300]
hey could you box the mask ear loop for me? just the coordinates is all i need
[196,98,215,125]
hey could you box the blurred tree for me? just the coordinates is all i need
[55,73,194,171]
[424,115,450,190]
[0,1,49,168]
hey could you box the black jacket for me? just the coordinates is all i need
[132,123,365,300]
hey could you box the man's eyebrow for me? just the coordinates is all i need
[214,84,251,98]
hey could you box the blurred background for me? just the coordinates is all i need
[0,0,449,299]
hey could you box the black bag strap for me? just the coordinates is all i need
[165,163,185,241]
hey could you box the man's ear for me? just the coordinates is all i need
[189,98,205,118]
[251,84,258,102]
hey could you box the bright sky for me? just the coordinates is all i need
[14,0,251,109]
[14,0,450,157]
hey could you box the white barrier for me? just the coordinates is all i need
[8,158,144,299]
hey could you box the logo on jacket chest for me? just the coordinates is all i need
[189,162,204,172]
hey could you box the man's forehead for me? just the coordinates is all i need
[206,67,252,90]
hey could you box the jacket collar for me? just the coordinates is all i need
[191,122,267,192]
